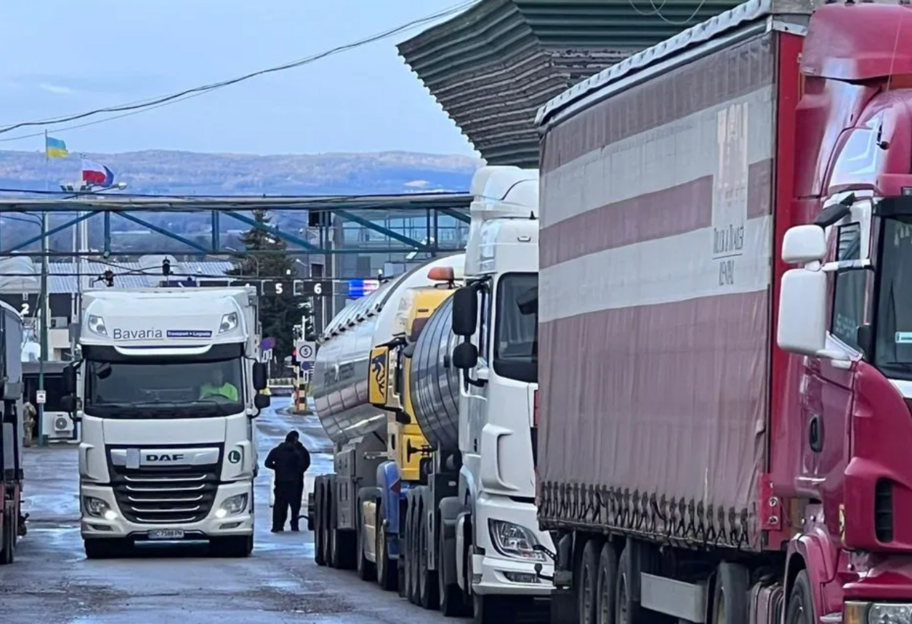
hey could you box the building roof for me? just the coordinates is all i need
[0,260,236,294]
[398,0,745,168]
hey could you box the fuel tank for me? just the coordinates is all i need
[312,254,464,446]
[409,295,460,452]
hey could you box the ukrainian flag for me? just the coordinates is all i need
[45,136,68,159]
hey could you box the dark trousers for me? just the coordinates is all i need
[273,482,303,530]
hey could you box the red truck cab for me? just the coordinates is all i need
[777,3,912,621]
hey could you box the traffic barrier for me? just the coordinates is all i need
[294,379,310,414]
[268,378,295,397]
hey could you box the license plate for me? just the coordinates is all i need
[148,529,184,540]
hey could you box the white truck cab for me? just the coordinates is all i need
[450,166,553,617]
[61,287,269,559]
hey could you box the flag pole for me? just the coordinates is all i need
[38,131,49,446]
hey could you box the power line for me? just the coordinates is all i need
[0,1,478,140]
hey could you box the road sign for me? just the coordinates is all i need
[262,337,275,351]
[261,280,332,297]
[348,279,380,299]
[36,390,46,405]
[296,340,316,363]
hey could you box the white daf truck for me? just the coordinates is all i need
[60,287,269,559]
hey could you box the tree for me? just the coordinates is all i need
[227,209,302,359]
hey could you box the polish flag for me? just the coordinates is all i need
[81,159,115,188]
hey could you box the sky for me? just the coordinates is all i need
[0,0,478,157]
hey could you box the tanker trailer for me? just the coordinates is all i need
[402,293,467,614]
[309,254,464,570]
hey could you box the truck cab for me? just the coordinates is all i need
[61,288,270,559]
[449,166,553,617]
[364,270,464,589]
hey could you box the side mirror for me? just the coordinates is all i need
[452,342,479,370]
[62,365,77,394]
[452,287,478,337]
[254,393,271,410]
[782,225,827,264]
[61,394,77,413]
[252,362,268,391]
[777,268,828,356]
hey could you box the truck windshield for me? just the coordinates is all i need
[494,272,537,384]
[874,217,912,377]
[84,357,244,418]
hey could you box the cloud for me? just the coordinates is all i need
[38,82,76,95]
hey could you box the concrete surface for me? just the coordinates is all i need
[0,398,467,624]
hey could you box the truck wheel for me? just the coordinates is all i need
[596,541,618,624]
[211,535,253,558]
[0,510,14,565]
[398,500,408,598]
[84,538,129,560]
[408,501,421,604]
[712,562,749,624]
[418,506,439,609]
[615,543,644,624]
[376,504,397,592]
[357,514,376,581]
[785,571,815,624]
[439,524,467,617]
[579,538,601,624]
[314,484,326,566]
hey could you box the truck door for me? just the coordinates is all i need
[798,202,870,539]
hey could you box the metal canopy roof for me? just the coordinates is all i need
[399,0,745,168]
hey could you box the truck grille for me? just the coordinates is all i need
[110,466,219,524]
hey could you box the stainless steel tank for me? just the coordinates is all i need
[409,296,460,452]
[312,254,464,446]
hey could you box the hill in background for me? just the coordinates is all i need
[0,149,481,196]
[0,149,482,253]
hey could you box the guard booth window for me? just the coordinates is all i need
[24,375,66,412]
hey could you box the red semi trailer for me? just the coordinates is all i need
[535,0,912,622]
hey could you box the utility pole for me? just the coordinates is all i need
[37,209,49,447]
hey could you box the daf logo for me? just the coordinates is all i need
[145,453,185,462]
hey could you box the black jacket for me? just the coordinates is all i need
[265,441,311,485]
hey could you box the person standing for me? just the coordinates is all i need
[264,430,311,532]
[22,401,36,448]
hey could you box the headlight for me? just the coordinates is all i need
[216,494,248,518]
[83,496,117,520]
[849,602,912,624]
[219,312,239,334]
[488,519,546,562]
[87,315,107,336]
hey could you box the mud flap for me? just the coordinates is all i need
[438,497,461,582]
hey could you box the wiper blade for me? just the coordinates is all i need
[191,399,236,416]
[883,361,912,371]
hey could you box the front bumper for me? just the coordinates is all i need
[473,494,554,597]
[80,481,254,540]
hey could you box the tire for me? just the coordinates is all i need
[402,499,412,600]
[596,542,618,624]
[438,524,467,617]
[418,505,439,609]
[211,535,253,558]
[785,571,815,624]
[376,504,397,592]
[407,500,420,605]
[0,510,14,565]
[615,543,642,624]
[398,500,408,598]
[314,485,326,566]
[84,538,129,560]
[712,562,749,624]
[356,510,376,581]
[579,539,601,624]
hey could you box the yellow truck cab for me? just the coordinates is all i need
[359,265,461,591]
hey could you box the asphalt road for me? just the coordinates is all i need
[0,398,467,624]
